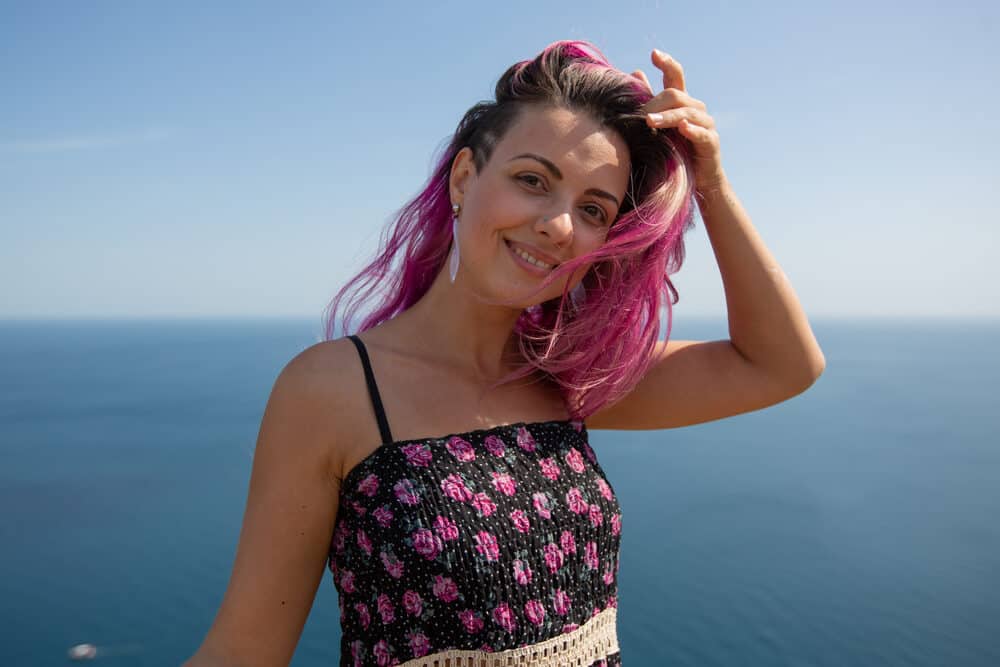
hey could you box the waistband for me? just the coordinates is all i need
[395,606,619,667]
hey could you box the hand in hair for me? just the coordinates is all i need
[633,49,726,194]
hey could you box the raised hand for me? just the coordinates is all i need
[632,49,726,193]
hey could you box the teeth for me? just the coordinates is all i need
[512,245,554,270]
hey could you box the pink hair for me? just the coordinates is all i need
[323,40,698,421]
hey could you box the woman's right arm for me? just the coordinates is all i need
[181,343,350,667]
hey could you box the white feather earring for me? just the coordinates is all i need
[449,203,461,283]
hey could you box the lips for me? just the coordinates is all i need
[505,239,560,268]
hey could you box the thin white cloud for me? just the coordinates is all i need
[0,127,172,154]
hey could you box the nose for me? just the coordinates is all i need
[535,208,574,245]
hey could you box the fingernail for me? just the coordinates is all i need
[654,48,669,60]
[647,113,663,122]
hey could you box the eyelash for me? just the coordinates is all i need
[516,174,608,224]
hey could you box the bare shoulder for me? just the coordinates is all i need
[275,337,369,481]
[183,337,363,666]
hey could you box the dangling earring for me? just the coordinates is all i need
[449,203,460,283]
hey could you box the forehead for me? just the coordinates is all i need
[493,106,630,195]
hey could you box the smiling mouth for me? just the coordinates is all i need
[506,240,557,270]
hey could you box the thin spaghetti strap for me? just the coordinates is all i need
[346,335,395,445]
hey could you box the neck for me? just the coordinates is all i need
[390,266,527,382]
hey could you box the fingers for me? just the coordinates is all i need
[652,48,685,92]
[645,106,715,131]
[645,87,706,112]
[631,69,654,95]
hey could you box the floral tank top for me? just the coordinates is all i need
[327,335,623,666]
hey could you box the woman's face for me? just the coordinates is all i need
[449,105,631,308]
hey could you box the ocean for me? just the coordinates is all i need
[1,318,997,666]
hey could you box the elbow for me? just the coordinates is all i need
[773,351,825,397]
[791,351,826,394]
[806,349,826,382]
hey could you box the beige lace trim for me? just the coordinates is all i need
[396,606,619,667]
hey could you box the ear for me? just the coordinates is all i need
[449,147,477,205]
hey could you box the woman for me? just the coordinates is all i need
[184,41,824,667]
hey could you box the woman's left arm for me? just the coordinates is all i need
[586,50,825,431]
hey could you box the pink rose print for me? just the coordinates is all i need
[408,631,431,658]
[445,435,476,462]
[403,590,423,616]
[589,503,604,527]
[350,640,363,667]
[432,574,459,602]
[474,530,500,561]
[440,474,474,502]
[401,442,432,467]
[566,487,588,514]
[340,569,356,594]
[565,447,586,473]
[471,492,496,516]
[584,541,599,570]
[380,551,405,579]
[411,528,443,560]
[607,594,618,608]
[354,601,370,629]
[543,542,565,573]
[562,622,579,633]
[516,426,537,452]
[372,506,394,528]
[332,522,350,552]
[349,499,367,515]
[560,530,577,554]
[434,514,460,541]
[539,457,561,480]
[553,589,572,615]
[459,608,485,633]
[483,434,506,456]
[611,512,622,536]
[490,472,517,496]
[393,478,421,506]
[596,478,614,501]
[513,559,533,586]
[373,639,391,666]
[532,492,553,519]
[603,564,615,585]
[357,473,379,497]
[582,441,598,464]
[377,593,395,624]
[524,599,546,626]
[492,602,518,633]
[509,508,531,533]
[356,528,372,555]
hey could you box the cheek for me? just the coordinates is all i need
[574,229,609,258]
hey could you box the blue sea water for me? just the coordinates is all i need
[1,318,998,666]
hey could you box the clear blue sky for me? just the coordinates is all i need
[2,1,997,319]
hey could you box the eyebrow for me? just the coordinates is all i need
[508,152,621,208]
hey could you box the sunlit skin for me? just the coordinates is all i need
[182,47,826,667]
[450,105,631,309]
[377,105,631,380]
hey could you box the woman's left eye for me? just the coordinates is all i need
[583,205,607,223]
[517,174,543,188]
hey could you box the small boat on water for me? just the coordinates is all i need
[68,644,97,660]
